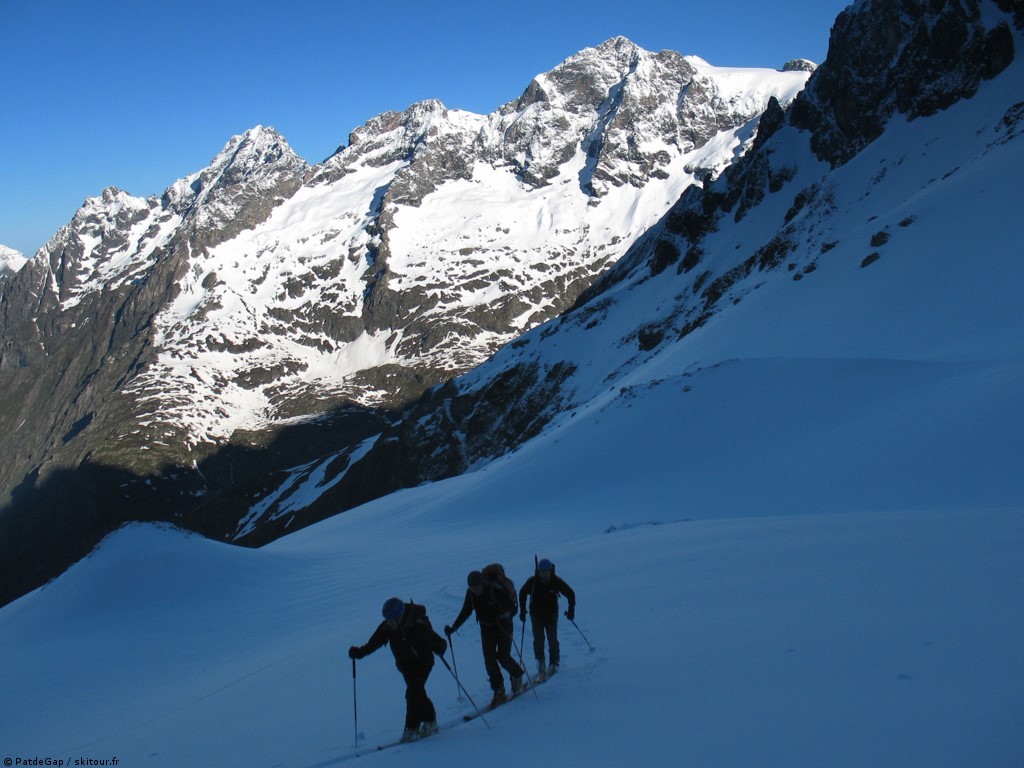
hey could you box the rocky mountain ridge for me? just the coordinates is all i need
[0,38,810,605]
[227,0,1021,545]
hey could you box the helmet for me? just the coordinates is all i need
[538,559,555,572]
[467,570,484,587]
[382,597,405,620]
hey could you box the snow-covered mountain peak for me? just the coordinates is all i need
[310,98,490,190]
[35,186,163,305]
[0,244,27,279]
[593,34,642,57]
[350,98,452,141]
[177,125,307,211]
[220,123,288,156]
[344,99,467,164]
[0,34,814,590]
[33,127,310,309]
[210,126,302,184]
[783,58,818,72]
[507,36,680,116]
[75,186,150,219]
[529,36,648,105]
[14,37,805,442]
[494,38,810,194]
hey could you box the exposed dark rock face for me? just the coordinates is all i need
[234,358,579,546]
[790,0,1017,166]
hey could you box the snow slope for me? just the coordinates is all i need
[0,431,1020,768]
[2,9,1023,768]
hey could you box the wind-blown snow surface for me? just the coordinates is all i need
[3,29,1024,768]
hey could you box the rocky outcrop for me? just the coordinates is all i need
[791,0,1017,166]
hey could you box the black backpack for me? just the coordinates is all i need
[482,563,518,614]
[396,601,445,658]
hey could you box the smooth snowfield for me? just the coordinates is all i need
[1,363,1021,768]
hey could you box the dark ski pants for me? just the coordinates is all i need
[479,618,523,692]
[530,612,560,664]
[400,669,437,730]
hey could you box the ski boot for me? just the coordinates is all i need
[511,673,525,695]
[490,689,508,708]
[419,721,438,739]
[400,727,420,743]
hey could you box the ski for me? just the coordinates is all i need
[462,678,542,722]
[375,735,432,751]
[362,725,440,754]
[462,693,520,722]
[360,675,548,755]
[462,694,516,721]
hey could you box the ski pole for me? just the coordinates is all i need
[520,552,536,655]
[352,657,359,747]
[449,631,465,702]
[567,613,596,652]
[439,654,490,728]
[521,556,534,654]
[520,554,535,670]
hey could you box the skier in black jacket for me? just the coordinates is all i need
[349,597,448,742]
[445,570,524,706]
[518,558,576,679]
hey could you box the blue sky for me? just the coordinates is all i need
[0,0,851,256]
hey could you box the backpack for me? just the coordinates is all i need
[397,601,446,658]
[399,601,427,628]
[482,562,518,614]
